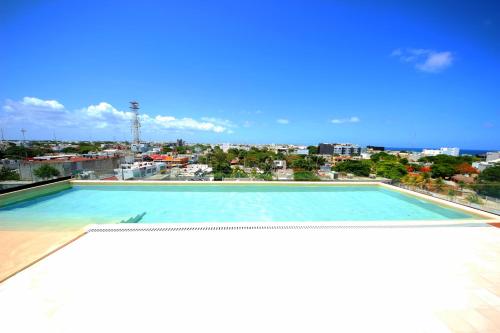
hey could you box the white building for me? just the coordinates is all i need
[114,162,166,180]
[472,158,500,172]
[273,160,287,169]
[486,151,500,162]
[422,147,460,157]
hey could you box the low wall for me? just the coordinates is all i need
[0,179,72,208]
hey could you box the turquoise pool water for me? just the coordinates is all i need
[0,185,477,229]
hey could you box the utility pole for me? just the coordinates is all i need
[21,128,27,145]
[20,128,33,182]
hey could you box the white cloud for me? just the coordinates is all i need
[1,97,234,134]
[331,116,360,124]
[277,118,289,124]
[391,48,454,73]
[2,97,73,127]
[154,115,227,133]
[22,97,64,110]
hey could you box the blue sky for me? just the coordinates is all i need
[0,0,499,149]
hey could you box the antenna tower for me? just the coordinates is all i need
[130,101,141,144]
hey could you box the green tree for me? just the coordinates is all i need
[434,177,445,192]
[33,164,61,179]
[62,147,79,153]
[474,165,500,198]
[209,149,231,178]
[231,167,248,178]
[293,171,320,181]
[370,152,397,163]
[307,146,318,155]
[4,146,31,159]
[375,161,407,180]
[0,168,20,181]
[78,145,99,154]
[431,163,456,179]
[334,160,372,177]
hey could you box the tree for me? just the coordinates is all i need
[231,167,248,179]
[0,168,20,181]
[477,165,500,182]
[474,165,500,198]
[4,146,31,159]
[209,149,231,178]
[33,164,60,179]
[466,193,482,204]
[78,145,99,154]
[307,146,318,155]
[162,146,173,153]
[62,147,79,153]
[334,160,372,177]
[290,157,316,171]
[434,177,445,193]
[370,152,396,163]
[430,163,456,179]
[375,161,407,180]
[455,162,478,175]
[293,171,320,181]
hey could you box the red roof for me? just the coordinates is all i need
[27,156,114,163]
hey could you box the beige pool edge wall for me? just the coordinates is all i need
[0,180,72,208]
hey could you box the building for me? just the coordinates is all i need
[294,149,309,155]
[273,160,287,169]
[422,147,460,157]
[148,154,189,168]
[473,158,500,172]
[20,155,121,181]
[114,161,166,180]
[318,143,361,156]
[439,147,460,156]
[0,158,20,170]
[486,151,500,162]
[366,145,385,152]
[131,143,150,153]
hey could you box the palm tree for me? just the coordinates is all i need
[434,177,445,193]
[447,189,457,201]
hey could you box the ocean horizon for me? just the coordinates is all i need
[386,147,497,156]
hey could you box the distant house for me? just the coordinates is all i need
[20,155,121,181]
[318,143,361,156]
[451,174,476,184]
[273,160,287,169]
[294,149,309,155]
[422,147,460,157]
[367,146,384,152]
[148,154,189,168]
[473,158,500,172]
[486,152,500,162]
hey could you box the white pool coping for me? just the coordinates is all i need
[2,223,500,332]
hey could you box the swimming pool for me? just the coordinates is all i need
[0,183,482,230]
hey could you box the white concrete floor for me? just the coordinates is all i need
[1,225,500,333]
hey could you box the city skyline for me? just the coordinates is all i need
[1,0,499,149]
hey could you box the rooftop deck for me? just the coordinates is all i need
[1,223,499,332]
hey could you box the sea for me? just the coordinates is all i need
[386,147,494,156]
